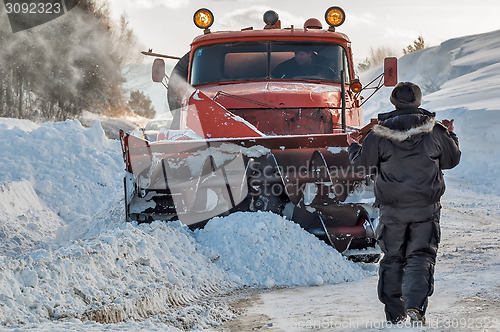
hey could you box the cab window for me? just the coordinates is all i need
[190,41,348,85]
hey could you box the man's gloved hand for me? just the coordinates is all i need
[442,119,454,132]
[347,131,362,145]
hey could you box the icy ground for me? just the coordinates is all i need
[222,177,500,331]
[1,29,500,331]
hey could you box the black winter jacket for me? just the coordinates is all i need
[348,108,461,209]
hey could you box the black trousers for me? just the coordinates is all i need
[377,218,440,322]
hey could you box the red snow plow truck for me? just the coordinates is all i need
[119,7,398,261]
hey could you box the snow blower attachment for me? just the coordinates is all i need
[121,7,398,261]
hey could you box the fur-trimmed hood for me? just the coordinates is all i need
[372,108,436,146]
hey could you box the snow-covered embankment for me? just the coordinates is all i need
[361,29,500,194]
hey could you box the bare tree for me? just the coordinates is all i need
[128,90,156,119]
[403,35,426,55]
[0,0,140,121]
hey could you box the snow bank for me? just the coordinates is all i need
[0,214,236,327]
[0,117,41,131]
[0,180,63,256]
[0,118,237,329]
[195,211,368,288]
[360,29,500,194]
[0,119,124,222]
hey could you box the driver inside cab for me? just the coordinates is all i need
[273,50,328,79]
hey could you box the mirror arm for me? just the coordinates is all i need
[141,50,181,60]
[359,73,384,107]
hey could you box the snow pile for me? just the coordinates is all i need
[0,181,63,256]
[360,29,500,193]
[0,120,124,222]
[0,117,41,131]
[195,212,368,288]
[0,218,235,328]
[0,118,370,329]
[0,119,238,329]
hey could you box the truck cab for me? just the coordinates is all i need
[166,7,363,136]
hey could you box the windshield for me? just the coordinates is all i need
[190,41,347,86]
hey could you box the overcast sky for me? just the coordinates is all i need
[107,0,500,64]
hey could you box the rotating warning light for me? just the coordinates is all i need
[194,8,214,30]
[325,6,345,27]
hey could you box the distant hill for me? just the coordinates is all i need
[360,29,500,193]
[360,29,500,120]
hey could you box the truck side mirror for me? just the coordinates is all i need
[152,58,166,83]
[383,57,398,87]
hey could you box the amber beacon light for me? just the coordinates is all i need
[325,6,346,27]
[194,8,214,29]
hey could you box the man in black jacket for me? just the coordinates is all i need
[347,82,461,324]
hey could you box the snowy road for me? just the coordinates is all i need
[220,177,500,332]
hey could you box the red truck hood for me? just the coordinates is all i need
[198,81,342,110]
